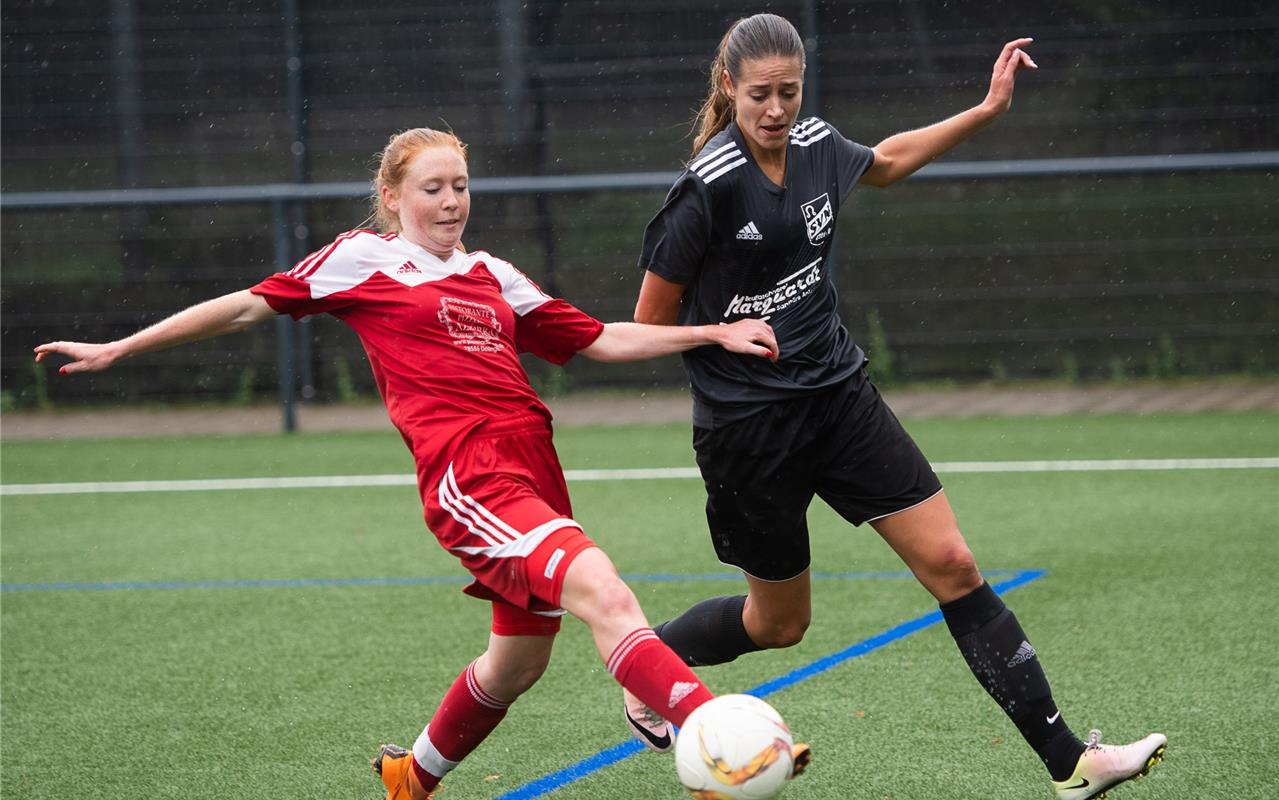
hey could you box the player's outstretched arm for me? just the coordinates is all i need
[579,319,778,363]
[860,37,1037,188]
[33,289,277,374]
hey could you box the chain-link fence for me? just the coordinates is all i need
[3,2,1276,409]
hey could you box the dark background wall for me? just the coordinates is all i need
[3,1,1276,406]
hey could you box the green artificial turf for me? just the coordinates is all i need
[2,412,1276,798]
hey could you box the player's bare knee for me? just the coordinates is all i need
[752,616,810,649]
[498,659,549,698]
[593,577,642,621]
[570,572,642,628]
[477,647,551,701]
[930,542,982,594]
[561,547,638,618]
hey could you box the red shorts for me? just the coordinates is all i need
[420,415,597,636]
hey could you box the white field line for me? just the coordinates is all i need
[1,458,1277,496]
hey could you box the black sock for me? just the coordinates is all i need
[652,595,760,667]
[941,582,1086,781]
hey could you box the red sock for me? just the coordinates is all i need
[607,628,713,727]
[411,661,511,790]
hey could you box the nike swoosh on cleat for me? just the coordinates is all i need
[1047,710,1061,724]
[626,716,672,750]
[1061,777,1090,791]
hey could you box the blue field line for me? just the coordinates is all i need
[0,568,1027,594]
[745,569,1044,699]
[494,569,1046,800]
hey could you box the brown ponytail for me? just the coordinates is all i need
[691,25,740,157]
[690,13,806,157]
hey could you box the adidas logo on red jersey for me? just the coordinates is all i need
[397,260,422,275]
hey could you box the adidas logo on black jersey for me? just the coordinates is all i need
[736,221,763,241]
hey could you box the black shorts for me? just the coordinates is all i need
[693,369,943,582]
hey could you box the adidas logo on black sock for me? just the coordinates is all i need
[1007,640,1037,667]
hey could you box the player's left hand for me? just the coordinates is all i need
[983,37,1037,115]
[34,340,121,374]
[716,319,779,361]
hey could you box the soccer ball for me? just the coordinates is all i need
[674,694,795,800]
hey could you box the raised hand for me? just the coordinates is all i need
[983,37,1038,116]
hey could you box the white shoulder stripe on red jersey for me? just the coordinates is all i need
[288,229,373,280]
[468,250,553,316]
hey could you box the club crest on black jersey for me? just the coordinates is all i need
[801,192,834,246]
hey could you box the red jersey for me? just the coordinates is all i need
[250,229,604,477]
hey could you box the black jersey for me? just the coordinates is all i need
[639,117,876,428]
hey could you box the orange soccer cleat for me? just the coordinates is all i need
[372,743,434,800]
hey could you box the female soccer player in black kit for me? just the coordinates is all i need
[624,14,1165,800]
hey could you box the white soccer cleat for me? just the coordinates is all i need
[1051,729,1167,800]
[623,688,674,752]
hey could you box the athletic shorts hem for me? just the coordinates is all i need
[479,531,596,636]
[735,562,810,583]
[863,486,945,524]
[490,600,565,637]
[693,369,940,579]
[538,533,597,608]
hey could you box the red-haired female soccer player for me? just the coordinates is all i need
[34,127,793,799]
[627,13,1165,800]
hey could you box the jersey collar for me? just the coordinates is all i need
[398,235,466,270]
[729,121,789,196]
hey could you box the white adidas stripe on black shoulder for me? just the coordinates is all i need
[790,117,832,147]
[690,141,736,171]
[790,117,823,136]
[690,140,746,185]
